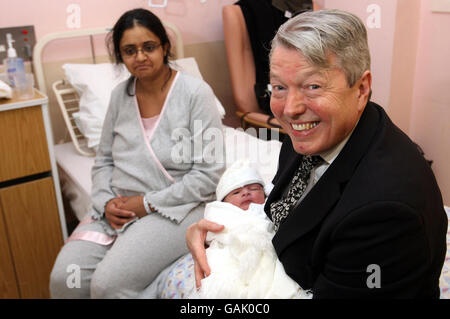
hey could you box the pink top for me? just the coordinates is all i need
[142,115,160,140]
[132,72,180,184]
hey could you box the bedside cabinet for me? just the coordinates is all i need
[0,91,67,298]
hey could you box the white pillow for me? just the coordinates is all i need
[63,63,130,149]
[63,57,225,150]
[223,126,281,187]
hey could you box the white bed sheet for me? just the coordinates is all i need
[55,142,94,220]
[54,126,283,221]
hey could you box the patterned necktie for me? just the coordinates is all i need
[270,155,323,231]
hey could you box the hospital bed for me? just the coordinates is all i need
[33,22,449,299]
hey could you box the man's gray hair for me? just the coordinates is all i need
[270,9,371,87]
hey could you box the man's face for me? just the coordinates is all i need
[223,183,266,211]
[269,46,371,155]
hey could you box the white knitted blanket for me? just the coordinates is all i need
[190,201,311,299]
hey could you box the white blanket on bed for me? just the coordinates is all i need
[190,201,311,299]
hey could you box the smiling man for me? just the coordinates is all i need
[269,50,369,157]
[187,9,447,298]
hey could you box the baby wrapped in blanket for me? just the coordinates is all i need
[160,160,311,299]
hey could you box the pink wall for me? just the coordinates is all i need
[324,0,450,204]
[388,0,421,134]
[0,0,236,62]
[325,0,398,110]
[410,0,450,204]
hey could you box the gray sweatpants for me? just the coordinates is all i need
[49,205,203,299]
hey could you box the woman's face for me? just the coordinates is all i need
[223,183,266,211]
[119,25,168,80]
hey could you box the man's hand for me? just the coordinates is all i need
[186,219,224,288]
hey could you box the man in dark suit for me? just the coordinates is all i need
[186,9,447,298]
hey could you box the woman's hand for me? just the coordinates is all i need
[186,219,224,288]
[104,197,136,229]
[117,195,148,218]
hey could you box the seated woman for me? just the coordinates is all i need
[49,8,225,298]
[154,160,310,299]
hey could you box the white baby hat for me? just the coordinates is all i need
[215,159,265,201]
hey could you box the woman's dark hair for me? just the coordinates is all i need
[107,8,172,64]
[106,8,173,95]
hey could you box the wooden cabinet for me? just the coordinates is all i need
[0,105,51,181]
[0,91,66,298]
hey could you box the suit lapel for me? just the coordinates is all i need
[272,102,383,256]
[272,166,341,255]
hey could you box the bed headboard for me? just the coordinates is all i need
[33,22,184,95]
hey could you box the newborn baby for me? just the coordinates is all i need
[160,160,311,299]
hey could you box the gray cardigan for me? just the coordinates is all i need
[90,71,225,231]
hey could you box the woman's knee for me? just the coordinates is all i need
[90,261,131,298]
[49,260,68,298]
[49,249,89,298]
[49,240,107,298]
[89,270,107,299]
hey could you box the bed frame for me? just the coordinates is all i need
[33,22,184,156]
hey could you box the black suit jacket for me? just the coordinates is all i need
[265,102,448,298]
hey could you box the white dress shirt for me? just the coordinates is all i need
[294,127,356,208]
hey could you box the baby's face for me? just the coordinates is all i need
[223,183,265,210]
